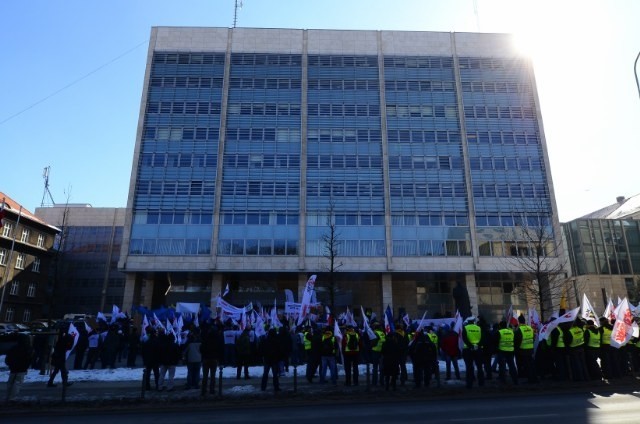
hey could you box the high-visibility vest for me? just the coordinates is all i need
[519,325,534,350]
[569,327,584,348]
[601,326,612,346]
[345,332,360,352]
[586,328,601,348]
[463,324,481,348]
[372,330,385,352]
[322,334,336,355]
[303,331,312,351]
[498,328,514,352]
[427,332,438,345]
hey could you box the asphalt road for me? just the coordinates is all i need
[4,389,640,424]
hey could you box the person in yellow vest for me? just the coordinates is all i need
[514,315,537,384]
[342,326,361,386]
[496,320,518,385]
[395,325,409,386]
[461,316,484,389]
[370,323,386,386]
[548,319,568,381]
[583,319,603,380]
[565,319,588,382]
[599,316,616,379]
[318,327,338,385]
[425,325,441,388]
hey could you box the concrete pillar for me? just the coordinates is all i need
[381,273,393,313]
[210,273,223,308]
[122,273,138,313]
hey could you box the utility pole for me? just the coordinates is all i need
[233,0,243,28]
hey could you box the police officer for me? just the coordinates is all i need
[583,320,602,380]
[461,316,484,389]
[496,320,518,385]
[343,325,361,386]
[514,315,537,383]
[565,319,588,382]
[370,323,386,386]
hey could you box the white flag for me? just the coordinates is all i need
[611,298,634,348]
[296,275,317,326]
[581,293,599,327]
[66,323,80,360]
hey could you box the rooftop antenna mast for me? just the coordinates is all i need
[473,0,480,31]
[41,166,55,207]
[233,0,243,28]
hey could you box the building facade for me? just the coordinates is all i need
[562,194,640,311]
[119,27,564,323]
[0,193,59,323]
[35,205,126,318]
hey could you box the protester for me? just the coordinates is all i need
[47,330,74,388]
[5,334,33,401]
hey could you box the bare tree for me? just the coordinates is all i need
[503,210,576,321]
[321,201,343,312]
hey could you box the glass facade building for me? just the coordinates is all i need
[120,28,563,323]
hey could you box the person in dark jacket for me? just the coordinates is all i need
[47,331,74,388]
[381,330,402,391]
[72,325,88,370]
[200,324,223,396]
[157,328,182,391]
[141,326,161,390]
[409,330,437,388]
[5,334,33,401]
[260,328,282,391]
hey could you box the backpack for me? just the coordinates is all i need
[237,332,251,356]
[347,334,359,351]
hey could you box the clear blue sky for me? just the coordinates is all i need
[2,0,639,222]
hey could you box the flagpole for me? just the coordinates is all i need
[0,205,22,317]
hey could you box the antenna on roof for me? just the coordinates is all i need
[41,166,56,207]
[233,0,243,28]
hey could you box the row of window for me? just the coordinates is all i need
[385,80,455,92]
[386,104,458,119]
[231,54,301,66]
[464,105,535,120]
[1,224,47,248]
[309,55,377,68]
[0,249,40,272]
[7,280,37,297]
[4,307,32,324]
[306,239,386,256]
[146,101,222,115]
[389,183,467,198]
[389,155,460,170]
[478,240,553,257]
[153,53,225,65]
[472,183,548,199]
[228,102,300,117]
[221,212,299,226]
[392,239,471,257]
[217,239,299,256]
[308,79,378,91]
[467,131,539,146]
[226,128,300,142]
[308,155,382,169]
[461,81,531,94]
[223,154,300,169]
[150,76,223,89]
[469,156,542,171]
[140,152,217,168]
[458,57,526,70]
[387,130,460,144]
[222,181,299,197]
[390,213,469,227]
[143,127,219,141]
[136,180,215,196]
[383,57,453,69]
[306,213,384,227]
[230,77,301,90]
[129,238,212,255]
[308,103,380,117]
[475,213,551,228]
[133,211,213,225]
[306,182,383,198]
[308,128,381,143]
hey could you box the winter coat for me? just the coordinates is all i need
[158,333,182,366]
[381,332,402,376]
[141,333,161,367]
[5,336,32,373]
[260,329,282,363]
[183,339,202,363]
[200,328,223,362]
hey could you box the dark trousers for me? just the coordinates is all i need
[516,349,537,383]
[463,348,485,388]
[371,350,383,385]
[73,348,86,370]
[84,347,100,369]
[305,354,319,382]
[236,354,251,379]
[261,360,280,391]
[144,365,159,390]
[344,353,359,385]
[48,361,69,385]
[201,359,218,395]
[497,350,518,384]
[569,347,588,381]
[585,347,602,380]
[445,354,461,379]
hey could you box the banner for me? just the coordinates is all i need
[296,275,317,326]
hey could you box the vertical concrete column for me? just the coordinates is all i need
[122,273,138,313]
[381,273,393,313]
[465,273,478,317]
[210,274,223,308]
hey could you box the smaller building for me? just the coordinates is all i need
[562,194,640,311]
[0,192,59,323]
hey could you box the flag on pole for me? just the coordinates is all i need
[539,306,580,341]
[528,307,541,334]
[603,298,615,322]
[402,312,411,329]
[384,305,395,334]
[66,322,80,360]
[222,283,230,298]
[361,305,377,340]
[296,275,317,327]
[611,298,634,348]
[141,315,149,341]
[581,293,599,327]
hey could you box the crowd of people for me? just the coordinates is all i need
[5,309,640,401]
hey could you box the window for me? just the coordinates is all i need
[2,222,12,238]
[5,307,14,322]
[21,228,30,243]
[15,253,25,269]
[0,248,6,266]
[9,280,19,295]
[23,308,31,323]
[27,283,36,297]
[37,233,45,248]
[32,257,40,273]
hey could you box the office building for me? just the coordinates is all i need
[119,27,564,322]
